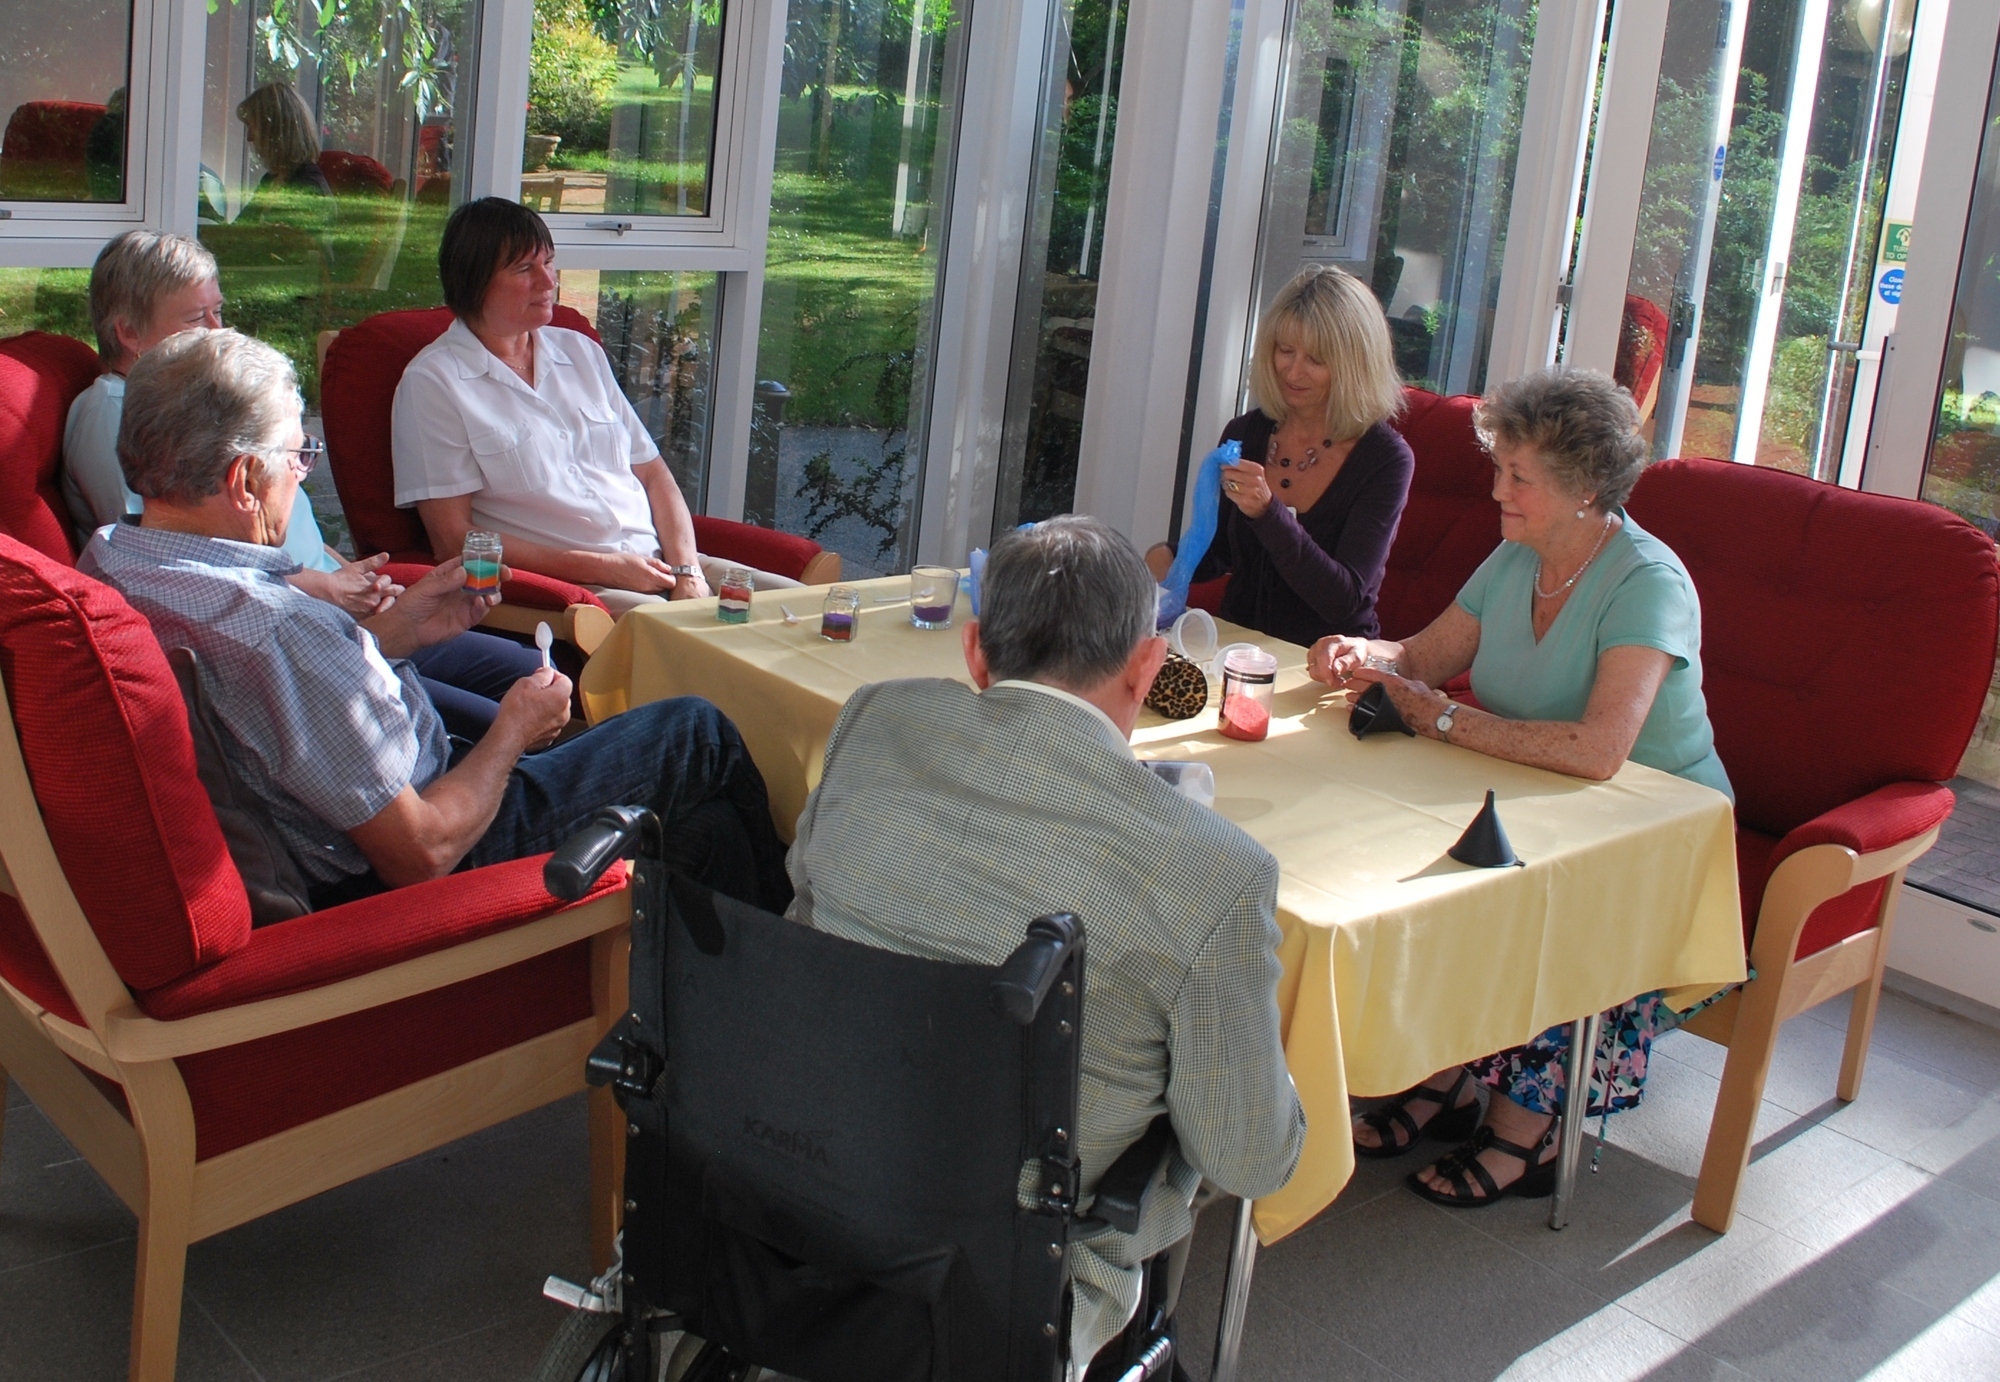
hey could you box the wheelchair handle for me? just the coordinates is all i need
[990,913,1081,1025]
[545,805,656,900]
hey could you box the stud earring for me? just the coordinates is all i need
[1575,508,1587,520]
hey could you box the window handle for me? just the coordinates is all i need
[585,220,634,235]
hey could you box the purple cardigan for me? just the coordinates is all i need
[1195,411,1414,644]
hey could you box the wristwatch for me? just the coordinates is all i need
[1434,701,1459,740]
[667,564,700,579]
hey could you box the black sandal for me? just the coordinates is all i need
[1406,1118,1560,1208]
[1352,1068,1480,1159]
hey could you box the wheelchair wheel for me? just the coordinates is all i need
[528,1308,628,1382]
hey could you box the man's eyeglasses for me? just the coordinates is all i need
[284,435,327,477]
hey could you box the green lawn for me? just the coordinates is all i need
[757,91,945,430]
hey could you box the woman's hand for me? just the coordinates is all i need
[667,567,711,601]
[1308,635,1373,687]
[1221,459,1275,520]
[596,551,682,595]
[289,552,404,618]
[1346,667,1451,739]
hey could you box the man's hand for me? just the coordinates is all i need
[597,550,683,595]
[495,665,572,752]
[365,556,500,658]
[289,552,403,617]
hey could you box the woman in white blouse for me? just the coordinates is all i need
[392,199,719,612]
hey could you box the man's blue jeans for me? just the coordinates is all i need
[464,696,790,910]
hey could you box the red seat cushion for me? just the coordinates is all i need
[177,943,592,1160]
[1377,388,1499,640]
[144,855,625,1161]
[322,305,600,560]
[691,515,825,583]
[0,331,107,565]
[0,538,251,1011]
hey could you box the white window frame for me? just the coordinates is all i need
[470,0,763,268]
[464,0,784,519]
[0,0,204,263]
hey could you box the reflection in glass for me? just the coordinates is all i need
[746,0,963,578]
[0,0,133,202]
[559,269,719,509]
[1926,54,2000,541]
[1252,0,1536,398]
[199,0,480,401]
[522,0,722,218]
[1621,0,1741,457]
[990,0,1130,532]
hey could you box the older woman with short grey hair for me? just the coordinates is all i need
[1307,366,1730,1209]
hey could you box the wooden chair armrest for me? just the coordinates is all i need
[481,601,615,657]
[798,550,842,586]
[1746,827,1940,975]
[99,888,630,1063]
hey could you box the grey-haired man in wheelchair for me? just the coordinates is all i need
[538,517,1303,1382]
[781,517,1305,1377]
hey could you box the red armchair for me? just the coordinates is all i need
[0,536,632,1381]
[1626,458,2000,1231]
[319,307,840,642]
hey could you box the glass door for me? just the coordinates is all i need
[744,0,966,578]
[1245,0,1539,401]
[989,0,1132,533]
[1660,0,1918,469]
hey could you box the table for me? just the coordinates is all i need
[580,577,1745,1375]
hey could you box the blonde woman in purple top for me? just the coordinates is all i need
[1155,265,1414,645]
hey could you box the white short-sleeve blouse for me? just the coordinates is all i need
[391,318,663,557]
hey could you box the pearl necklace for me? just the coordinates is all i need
[1534,515,1614,600]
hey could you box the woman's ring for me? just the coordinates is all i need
[1226,480,1240,492]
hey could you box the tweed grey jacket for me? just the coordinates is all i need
[787,678,1306,1374]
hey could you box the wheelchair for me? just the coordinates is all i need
[531,806,1186,1382]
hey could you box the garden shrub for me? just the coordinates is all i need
[529,20,620,149]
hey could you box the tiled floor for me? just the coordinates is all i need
[9,984,2000,1380]
[1907,777,2000,918]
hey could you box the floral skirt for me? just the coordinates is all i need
[1465,990,1687,1119]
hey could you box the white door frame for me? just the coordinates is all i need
[913,0,1059,565]
[1068,0,1237,549]
[1730,0,1833,464]
[1562,0,1671,375]
[1861,0,2000,501]
[1484,0,1609,388]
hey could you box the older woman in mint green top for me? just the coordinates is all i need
[1306,367,1731,1209]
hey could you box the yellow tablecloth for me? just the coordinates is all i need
[581,578,1745,1242]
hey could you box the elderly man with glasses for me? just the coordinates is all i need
[81,328,788,916]
[61,227,546,741]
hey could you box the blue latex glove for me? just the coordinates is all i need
[967,547,988,617]
[1157,440,1239,628]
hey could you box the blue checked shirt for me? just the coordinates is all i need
[80,525,450,883]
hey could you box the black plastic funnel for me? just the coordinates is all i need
[1349,681,1416,739]
[1448,790,1521,868]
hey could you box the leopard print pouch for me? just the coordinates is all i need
[1145,653,1209,720]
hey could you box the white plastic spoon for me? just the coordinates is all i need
[535,621,554,671]
[779,604,802,625]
